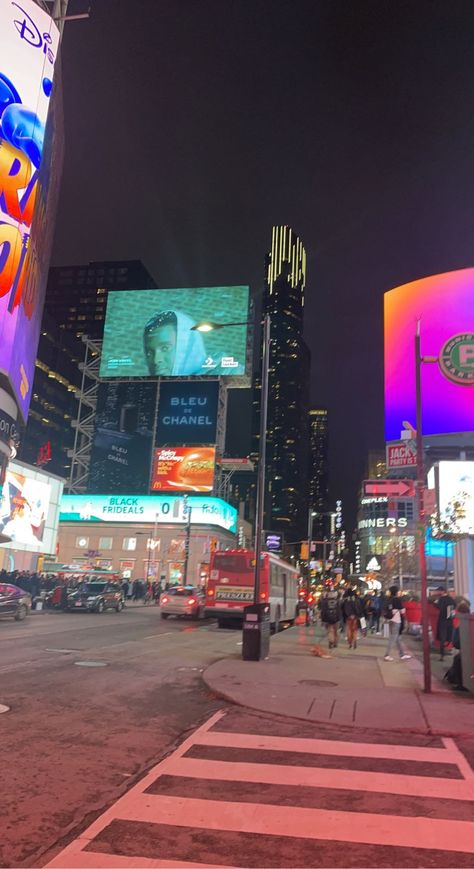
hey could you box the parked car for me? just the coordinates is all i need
[67,582,124,613]
[160,586,205,619]
[0,583,32,621]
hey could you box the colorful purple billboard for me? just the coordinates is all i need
[0,0,60,420]
[384,269,474,441]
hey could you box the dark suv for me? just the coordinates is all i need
[67,582,124,613]
[0,583,32,621]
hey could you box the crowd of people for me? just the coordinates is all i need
[0,570,170,608]
[317,582,471,666]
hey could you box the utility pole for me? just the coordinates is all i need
[182,496,192,586]
[415,322,432,694]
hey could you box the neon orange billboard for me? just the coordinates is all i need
[150,447,216,493]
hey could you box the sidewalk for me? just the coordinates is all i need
[203,624,474,738]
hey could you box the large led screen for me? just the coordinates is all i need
[0,459,63,552]
[60,494,237,533]
[100,286,249,378]
[150,447,216,493]
[0,1,60,419]
[384,269,474,441]
[435,461,474,536]
[156,381,218,446]
[88,382,157,494]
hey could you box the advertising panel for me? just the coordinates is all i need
[264,532,282,553]
[384,269,474,441]
[0,1,61,419]
[155,381,218,446]
[60,494,238,533]
[88,382,157,494]
[150,447,216,493]
[100,286,249,378]
[434,461,474,536]
[0,458,63,552]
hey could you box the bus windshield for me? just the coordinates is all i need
[212,553,254,572]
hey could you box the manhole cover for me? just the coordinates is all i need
[74,661,108,668]
[298,679,338,688]
[0,703,10,714]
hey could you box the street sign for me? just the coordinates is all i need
[220,458,255,472]
[363,479,415,497]
[386,441,416,469]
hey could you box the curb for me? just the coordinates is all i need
[202,665,474,741]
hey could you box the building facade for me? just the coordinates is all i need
[45,259,157,339]
[254,226,311,542]
[309,408,329,541]
[16,315,83,480]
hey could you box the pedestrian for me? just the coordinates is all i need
[373,592,382,633]
[343,589,362,649]
[383,586,411,662]
[434,587,456,661]
[364,594,376,633]
[320,582,341,649]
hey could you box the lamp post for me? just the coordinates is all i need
[193,314,271,657]
[415,321,438,694]
[192,314,270,606]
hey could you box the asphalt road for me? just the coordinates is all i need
[0,604,237,868]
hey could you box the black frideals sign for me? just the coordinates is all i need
[156,381,219,446]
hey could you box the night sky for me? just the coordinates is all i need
[52,0,474,529]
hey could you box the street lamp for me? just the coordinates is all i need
[415,320,438,694]
[192,315,270,609]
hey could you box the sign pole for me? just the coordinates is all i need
[415,322,431,694]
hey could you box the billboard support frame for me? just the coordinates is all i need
[67,336,102,493]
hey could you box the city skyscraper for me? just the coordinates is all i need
[255,225,311,542]
[45,259,158,339]
[309,407,329,541]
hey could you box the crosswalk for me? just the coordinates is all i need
[46,709,474,868]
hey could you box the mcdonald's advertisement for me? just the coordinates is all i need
[150,447,216,493]
[0,0,60,419]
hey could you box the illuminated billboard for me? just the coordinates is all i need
[384,269,474,441]
[0,1,61,420]
[89,382,157,494]
[60,494,237,533]
[156,381,218,446]
[151,447,216,493]
[430,461,474,536]
[100,286,249,378]
[0,459,63,552]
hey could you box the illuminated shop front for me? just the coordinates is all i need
[57,494,240,584]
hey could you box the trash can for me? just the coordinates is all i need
[242,603,270,661]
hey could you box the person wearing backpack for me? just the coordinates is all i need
[343,589,362,649]
[383,586,411,662]
[320,583,341,649]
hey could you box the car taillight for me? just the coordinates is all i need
[207,589,214,597]
[161,596,168,604]
[260,591,267,601]
[188,597,196,605]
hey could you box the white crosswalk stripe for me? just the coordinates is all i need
[46,709,474,869]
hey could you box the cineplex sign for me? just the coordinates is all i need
[59,494,237,533]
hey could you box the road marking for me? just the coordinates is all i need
[0,703,10,714]
[45,709,474,868]
[443,737,474,780]
[143,633,173,640]
[113,792,474,853]
[169,755,474,801]
[193,729,461,766]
